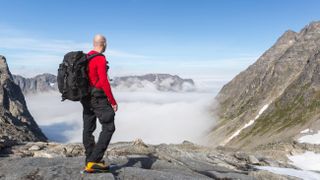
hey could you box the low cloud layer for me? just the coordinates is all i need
[26,90,216,145]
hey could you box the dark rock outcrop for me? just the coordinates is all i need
[208,21,320,149]
[0,56,47,150]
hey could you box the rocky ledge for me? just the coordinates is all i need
[0,139,302,180]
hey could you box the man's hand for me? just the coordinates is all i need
[112,104,118,112]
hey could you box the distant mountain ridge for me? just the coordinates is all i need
[13,73,196,94]
[13,73,58,94]
[112,74,195,92]
[207,21,320,150]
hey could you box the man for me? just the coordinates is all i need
[81,34,118,173]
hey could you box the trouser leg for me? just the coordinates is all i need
[87,97,115,163]
[81,97,97,164]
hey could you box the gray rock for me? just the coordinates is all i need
[117,167,211,180]
[234,152,249,161]
[28,145,41,151]
[248,155,260,165]
[249,170,301,180]
[32,151,60,158]
[0,157,115,180]
[132,138,148,147]
[0,141,296,180]
[202,171,254,180]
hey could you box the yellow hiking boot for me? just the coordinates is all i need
[84,162,110,173]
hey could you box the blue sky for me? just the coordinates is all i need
[1,0,320,83]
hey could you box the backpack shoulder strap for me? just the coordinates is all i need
[87,53,104,60]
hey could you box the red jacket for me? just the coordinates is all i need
[87,50,117,106]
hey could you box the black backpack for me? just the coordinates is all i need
[57,51,103,101]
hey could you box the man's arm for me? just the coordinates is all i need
[96,57,117,106]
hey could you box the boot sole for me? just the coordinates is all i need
[81,169,110,174]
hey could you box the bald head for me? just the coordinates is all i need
[93,34,107,53]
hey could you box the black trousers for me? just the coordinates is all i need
[80,95,115,163]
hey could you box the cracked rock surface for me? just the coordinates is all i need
[0,140,300,180]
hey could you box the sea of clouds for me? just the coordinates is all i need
[25,79,223,145]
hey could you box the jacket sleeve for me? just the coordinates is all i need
[96,57,117,106]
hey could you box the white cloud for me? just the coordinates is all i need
[0,24,151,77]
[25,91,216,145]
[0,36,147,59]
[0,37,91,53]
[0,24,259,82]
[0,35,147,59]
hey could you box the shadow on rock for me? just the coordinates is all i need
[109,153,158,176]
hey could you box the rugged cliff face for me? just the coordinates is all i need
[0,56,47,149]
[208,21,320,149]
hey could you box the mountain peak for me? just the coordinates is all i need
[304,21,320,31]
[298,21,320,38]
[274,29,297,47]
[0,56,12,83]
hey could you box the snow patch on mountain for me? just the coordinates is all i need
[288,151,320,172]
[222,103,270,145]
[299,130,320,144]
